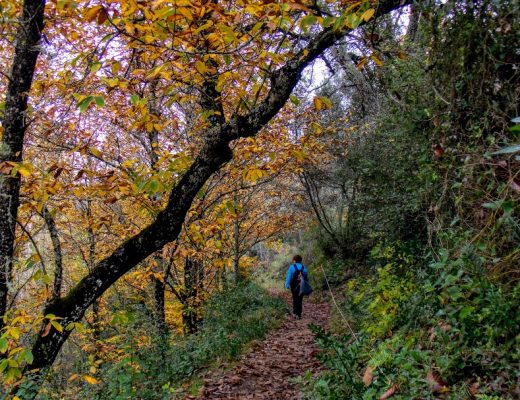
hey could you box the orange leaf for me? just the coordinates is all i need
[433,144,444,157]
[362,366,373,386]
[84,6,107,24]
[427,370,448,393]
[357,57,368,70]
[83,375,99,385]
[370,53,384,67]
[380,384,397,400]
[41,322,52,337]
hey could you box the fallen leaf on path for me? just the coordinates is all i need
[228,375,242,385]
[362,366,374,386]
[380,384,397,400]
[427,370,448,393]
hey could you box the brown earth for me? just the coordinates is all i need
[188,290,329,400]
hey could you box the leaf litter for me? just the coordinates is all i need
[187,290,330,399]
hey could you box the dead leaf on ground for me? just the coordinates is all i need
[380,384,397,400]
[362,366,374,386]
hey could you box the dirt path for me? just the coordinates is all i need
[189,291,329,400]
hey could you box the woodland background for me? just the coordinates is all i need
[0,0,518,399]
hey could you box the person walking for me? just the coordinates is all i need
[284,255,309,319]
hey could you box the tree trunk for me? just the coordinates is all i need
[92,300,102,343]
[0,0,46,331]
[153,273,167,336]
[87,216,103,355]
[181,257,200,334]
[42,206,63,301]
[233,215,242,284]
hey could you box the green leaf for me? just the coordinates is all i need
[148,179,159,194]
[459,306,474,319]
[21,349,34,364]
[502,200,514,215]
[490,144,520,155]
[482,202,499,210]
[0,359,8,373]
[346,13,362,29]
[94,96,105,107]
[300,15,316,33]
[289,95,300,106]
[130,94,140,105]
[24,259,37,270]
[333,15,345,31]
[77,96,94,113]
[156,7,177,20]
[0,338,8,353]
[90,62,102,73]
[33,269,43,282]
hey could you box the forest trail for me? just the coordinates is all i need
[189,290,330,399]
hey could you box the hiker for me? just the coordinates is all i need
[284,255,309,319]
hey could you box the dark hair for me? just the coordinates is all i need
[293,255,302,263]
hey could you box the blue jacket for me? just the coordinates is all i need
[285,263,309,289]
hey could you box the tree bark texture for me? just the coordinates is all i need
[0,0,46,331]
[42,206,63,301]
[22,0,412,379]
[152,267,167,336]
[181,257,202,334]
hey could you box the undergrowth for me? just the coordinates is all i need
[301,239,519,399]
[38,282,285,400]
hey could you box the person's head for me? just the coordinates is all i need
[293,254,302,264]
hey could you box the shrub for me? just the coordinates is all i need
[39,282,285,399]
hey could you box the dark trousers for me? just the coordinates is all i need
[291,287,304,317]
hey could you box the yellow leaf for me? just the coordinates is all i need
[68,373,79,382]
[147,63,168,79]
[84,6,101,21]
[111,61,121,74]
[83,6,106,24]
[177,7,193,21]
[51,321,63,332]
[89,147,102,158]
[195,61,207,75]
[361,8,375,22]
[194,20,213,34]
[18,165,31,177]
[357,57,368,70]
[370,53,383,67]
[313,96,332,111]
[313,96,322,111]
[83,375,99,385]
